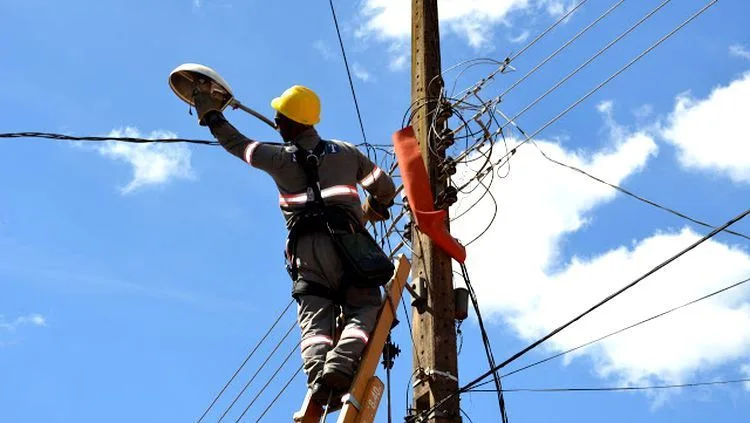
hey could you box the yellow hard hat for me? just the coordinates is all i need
[271,85,321,125]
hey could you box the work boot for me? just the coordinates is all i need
[310,382,331,404]
[321,368,353,392]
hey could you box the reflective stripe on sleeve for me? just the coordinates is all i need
[359,167,383,188]
[244,141,260,165]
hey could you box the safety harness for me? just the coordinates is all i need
[286,140,394,301]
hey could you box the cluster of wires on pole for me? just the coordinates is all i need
[328,2,741,422]
[390,0,748,422]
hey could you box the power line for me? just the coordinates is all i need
[501,0,674,130]
[328,0,371,156]
[453,0,737,247]
[457,0,720,191]
[254,364,304,422]
[467,378,750,394]
[497,0,627,100]
[195,300,294,423]
[234,341,301,423]
[459,263,509,422]
[463,205,750,393]
[460,407,477,423]
[451,0,591,106]
[0,132,218,145]
[507,0,589,64]
[409,205,749,422]
[217,321,297,422]
[530,142,750,242]
[476,276,750,386]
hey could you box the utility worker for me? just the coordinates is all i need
[191,83,396,403]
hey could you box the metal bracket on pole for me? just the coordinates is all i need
[406,277,427,314]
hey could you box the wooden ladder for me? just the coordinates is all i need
[293,255,411,423]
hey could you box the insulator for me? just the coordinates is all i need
[435,129,455,155]
[403,222,413,242]
[435,186,459,209]
[436,105,453,126]
[443,186,458,198]
[439,157,457,179]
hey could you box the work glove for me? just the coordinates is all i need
[191,80,226,126]
[362,195,391,222]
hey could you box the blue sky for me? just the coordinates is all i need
[1,0,749,422]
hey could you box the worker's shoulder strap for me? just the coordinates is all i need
[292,140,328,207]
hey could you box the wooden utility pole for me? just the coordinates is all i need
[410,1,461,422]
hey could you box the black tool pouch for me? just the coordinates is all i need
[325,210,394,288]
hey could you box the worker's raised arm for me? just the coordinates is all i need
[352,146,396,222]
[193,86,287,174]
[203,112,287,173]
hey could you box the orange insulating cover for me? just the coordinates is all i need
[392,126,467,263]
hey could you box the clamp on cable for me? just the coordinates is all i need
[412,367,459,387]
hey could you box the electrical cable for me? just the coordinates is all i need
[463,178,499,247]
[451,0,590,106]
[530,141,750,242]
[466,275,750,387]
[501,0,674,130]
[217,321,297,422]
[234,341,301,422]
[457,0,719,192]
[409,204,748,422]
[254,364,304,422]
[196,299,295,423]
[497,0,627,100]
[463,204,750,393]
[0,132,218,145]
[460,407,477,423]
[460,263,508,422]
[328,0,373,158]
[467,378,750,394]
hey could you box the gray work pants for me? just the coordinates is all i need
[297,286,382,387]
[293,231,383,386]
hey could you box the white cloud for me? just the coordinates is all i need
[661,72,750,184]
[96,127,194,194]
[729,44,750,60]
[633,104,654,120]
[452,106,750,393]
[314,40,336,61]
[193,0,202,8]
[387,42,409,71]
[0,313,47,331]
[508,30,531,44]
[545,0,566,16]
[359,0,572,50]
[352,63,373,82]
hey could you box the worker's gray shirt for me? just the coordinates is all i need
[208,119,396,226]
[207,115,396,291]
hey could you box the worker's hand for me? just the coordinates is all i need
[362,196,391,222]
[191,80,225,126]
